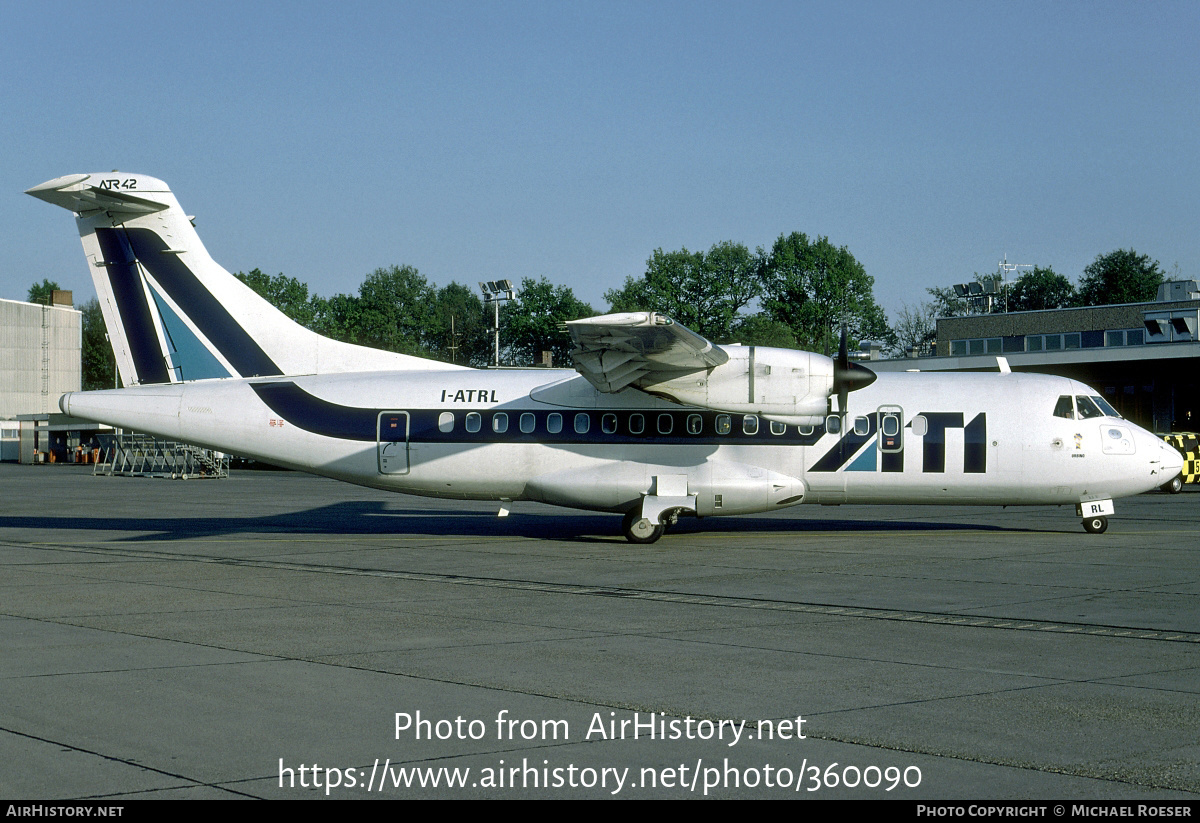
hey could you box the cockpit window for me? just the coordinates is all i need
[1053,395,1074,419]
[1076,396,1105,419]
[1091,395,1121,418]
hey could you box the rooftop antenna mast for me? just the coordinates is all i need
[997,254,1033,312]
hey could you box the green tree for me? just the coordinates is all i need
[1075,249,1162,306]
[27,279,61,305]
[425,282,490,366]
[352,265,435,355]
[760,232,893,351]
[890,301,938,357]
[728,314,797,348]
[1006,266,1074,312]
[500,277,595,366]
[235,269,318,327]
[310,293,363,344]
[605,241,763,342]
[80,298,118,390]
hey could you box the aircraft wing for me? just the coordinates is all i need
[566,312,730,393]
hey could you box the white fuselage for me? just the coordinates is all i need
[61,367,1181,517]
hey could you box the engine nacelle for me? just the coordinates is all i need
[640,345,834,426]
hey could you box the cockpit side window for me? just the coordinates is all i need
[1053,396,1074,419]
[1076,396,1104,419]
[1091,395,1121,418]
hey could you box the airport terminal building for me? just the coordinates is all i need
[0,294,82,461]
[873,280,1200,435]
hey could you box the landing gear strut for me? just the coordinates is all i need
[622,509,664,544]
[1082,515,1108,534]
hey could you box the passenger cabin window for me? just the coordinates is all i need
[687,414,703,435]
[492,413,508,433]
[601,413,617,434]
[1076,396,1105,419]
[520,413,535,433]
[911,415,928,436]
[658,414,674,435]
[826,415,842,434]
[547,413,562,434]
[438,412,455,433]
[1053,396,1074,419]
[574,413,590,434]
[628,414,644,434]
[465,412,482,433]
[770,421,786,436]
[715,415,731,435]
[881,414,900,437]
[853,416,870,436]
[743,415,759,435]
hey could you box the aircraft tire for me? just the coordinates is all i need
[1082,516,1108,534]
[1162,474,1184,494]
[623,509,664,544]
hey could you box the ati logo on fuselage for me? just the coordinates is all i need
[811,412,986,474]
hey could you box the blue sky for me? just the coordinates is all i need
[3,1,1197,322]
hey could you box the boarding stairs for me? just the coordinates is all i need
[93,433,230,479]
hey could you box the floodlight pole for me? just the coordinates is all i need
[478,280,517,367]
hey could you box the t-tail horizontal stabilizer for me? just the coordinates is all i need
[28,172,463,387]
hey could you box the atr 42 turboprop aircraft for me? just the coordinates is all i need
[29,173,1183,543]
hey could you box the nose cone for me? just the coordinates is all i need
[1158,438,1185,479]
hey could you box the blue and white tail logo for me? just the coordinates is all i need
[27,173,458,385]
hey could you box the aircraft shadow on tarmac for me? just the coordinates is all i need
[0,500,1036,544]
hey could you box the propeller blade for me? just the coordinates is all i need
[831,325,877,413]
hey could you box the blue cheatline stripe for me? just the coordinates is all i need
[249,382,836,446]
[123,227,283,378]
[148,287,232,381]
[94,229,171,385]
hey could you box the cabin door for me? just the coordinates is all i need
[377,411,410,475]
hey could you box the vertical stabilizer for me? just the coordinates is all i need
[27,173,460,385]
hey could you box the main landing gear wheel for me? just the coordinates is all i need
[1082,516,1109,534]
[622,509,664,544]
[1162,474,1184,494]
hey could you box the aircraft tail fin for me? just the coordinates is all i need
[27,173,459,386]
